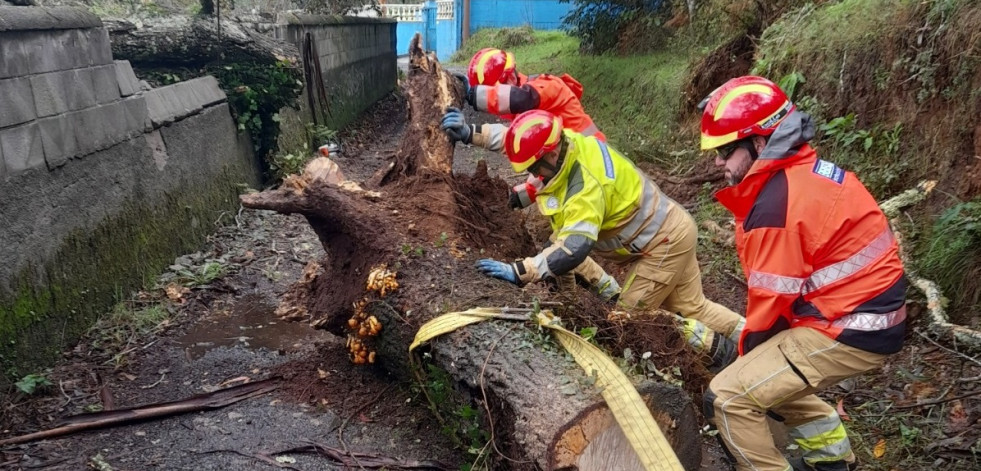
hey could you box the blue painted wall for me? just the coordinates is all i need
[394,0,463,61]
[470,0,571,31]
[392,0,568,60]
[396,21,424,56]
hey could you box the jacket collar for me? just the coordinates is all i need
[715,111,817,218]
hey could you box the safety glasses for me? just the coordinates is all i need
[716,141,743,161]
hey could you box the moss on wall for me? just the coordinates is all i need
[0,164,256,379]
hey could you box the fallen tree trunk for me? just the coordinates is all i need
[241,34,703,470]
[105,15,298,68]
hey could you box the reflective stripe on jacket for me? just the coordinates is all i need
[518,130,675,279]
[472,74,606,141]
[714,111,907,356]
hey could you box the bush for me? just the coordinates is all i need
[919,199,981,319]
[560,0,671,54]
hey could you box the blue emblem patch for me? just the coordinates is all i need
[812,160,844,184]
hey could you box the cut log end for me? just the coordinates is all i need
[550,383,702,471]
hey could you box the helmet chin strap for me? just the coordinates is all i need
[742,138,759,160]
[539,139,569,185]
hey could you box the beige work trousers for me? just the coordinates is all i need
[707,327,888,471]
[617,208,743,338]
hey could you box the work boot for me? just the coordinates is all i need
[788,457,859,471]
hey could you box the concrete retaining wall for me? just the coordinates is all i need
[0,7,262,379]
[271,14,397,130]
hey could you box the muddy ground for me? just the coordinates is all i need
[2,62,979,471]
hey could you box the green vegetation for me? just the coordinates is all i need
[692,183,741,280]
[214,61,304,163]
[755,0,979,198]
[88,303,171,368]
[0,162,256,381]
[15,373,52,395]
[918,199,981,315]
[411,363,490,470]
[452,29,697,169]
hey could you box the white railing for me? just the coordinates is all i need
[381,4,422,22]
[437,1,454,20]
[381,1,454,22]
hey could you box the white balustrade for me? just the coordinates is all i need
[381,2,454,22]
[381,4,423,22]
[437,1,454,20]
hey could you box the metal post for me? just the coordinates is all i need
[462,0,470,44]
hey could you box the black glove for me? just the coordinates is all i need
[452,72,471,97]
[508,189,523,210]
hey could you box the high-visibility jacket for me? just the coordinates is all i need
[515,130,676,282]
[714,111,907,356]
[471,73,605,140]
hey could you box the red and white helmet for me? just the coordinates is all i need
[467,48,517,86]
[505,110,563,173]
[700,76,795,150]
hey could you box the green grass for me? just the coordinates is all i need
[452,29,699,171]
[918,199,981,319]
[87,302,170,367]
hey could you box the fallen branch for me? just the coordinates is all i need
[879,180,981,351]
[0,377,280,447]
[267,441,453,470]
[893,388,981,410]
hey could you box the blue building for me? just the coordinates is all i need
[382,0,572,60]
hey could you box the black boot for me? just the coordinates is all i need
[789,457,859,471]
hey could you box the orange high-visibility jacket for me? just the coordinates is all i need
[715,112,907,356]
[470,73,606,141]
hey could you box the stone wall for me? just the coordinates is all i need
[0,7,262,379]
[271,14,397,130]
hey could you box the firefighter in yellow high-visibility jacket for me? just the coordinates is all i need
[472,109,746,370]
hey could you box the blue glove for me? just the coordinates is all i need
[475,259,520,285]
[441,107,472,144]
[452,72,471,97]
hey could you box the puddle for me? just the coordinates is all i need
[177,294,323,359]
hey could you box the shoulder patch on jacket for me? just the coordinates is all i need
[812,160,845,184]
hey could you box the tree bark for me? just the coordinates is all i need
[105,15,299,68]
[241,33,702,470]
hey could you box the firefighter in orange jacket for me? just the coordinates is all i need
[699,76,907,471]
[442,48,605,209]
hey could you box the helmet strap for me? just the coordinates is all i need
[741,138,759,161]
[540,138,569,185]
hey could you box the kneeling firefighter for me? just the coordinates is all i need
[473,110,746,371]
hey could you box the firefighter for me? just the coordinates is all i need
[474,110,746,370]
[698,76,907,471]
[442,47,605,210]
[442,48,623,303]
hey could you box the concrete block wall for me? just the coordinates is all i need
[272,14,397,130]
[0,7,262,380]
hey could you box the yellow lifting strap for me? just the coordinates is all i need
[409,307,685,471]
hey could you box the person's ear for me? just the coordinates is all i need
[753,135,767,153]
